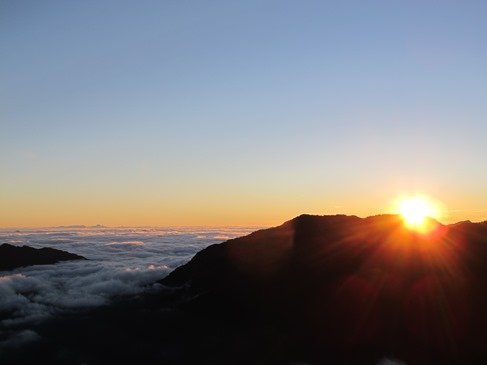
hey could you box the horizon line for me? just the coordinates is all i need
[1,213,486,230]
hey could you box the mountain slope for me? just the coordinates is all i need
[2,215,486,364]
[0,243,87,271]
[160,214,487,364]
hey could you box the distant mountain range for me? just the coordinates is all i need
[2,214,487,364]
[0,243,87,271]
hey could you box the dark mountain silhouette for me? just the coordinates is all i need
[159,214,487,364]
[1,214,487,364]
[0,243,87,271]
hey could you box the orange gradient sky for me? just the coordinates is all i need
[2,181,486,227]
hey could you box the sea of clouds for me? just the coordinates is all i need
[0,226,258,348]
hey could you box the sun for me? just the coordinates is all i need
[395,196,441,232]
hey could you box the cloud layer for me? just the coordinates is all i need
[0,226,257,345]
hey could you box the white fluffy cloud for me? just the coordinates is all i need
[0,226,257,346]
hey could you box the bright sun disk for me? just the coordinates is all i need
[397,196,440,232]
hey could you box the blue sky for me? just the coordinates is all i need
[1,0,487,226]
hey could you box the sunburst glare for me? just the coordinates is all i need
[395,195,442,233]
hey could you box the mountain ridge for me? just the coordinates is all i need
[2,214,486,364]
[0,243,87,271]
[159,213,487,364]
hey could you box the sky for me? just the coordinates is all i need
[1,0,487,227]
